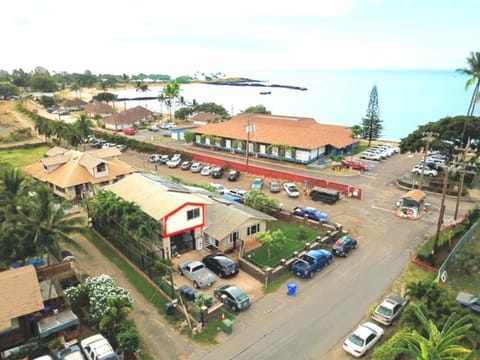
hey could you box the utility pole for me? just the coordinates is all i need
[418,131,437,190]
[245,114,255,170]
[433,166,449,255]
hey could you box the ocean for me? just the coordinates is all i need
[114,69,474,141]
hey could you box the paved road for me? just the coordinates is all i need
[139,149,472,360]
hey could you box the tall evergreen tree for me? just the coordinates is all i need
[362,85,383,146]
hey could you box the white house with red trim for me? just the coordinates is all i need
[105,173,275,259]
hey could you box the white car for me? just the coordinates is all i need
[411,165,438,176]
[209,183,226,195]
[166,157,181,168]
[283,182,300,197]
[190,162,203,173]
[343,321,384,358]
[201,165,213,176]
[360,151,382,161]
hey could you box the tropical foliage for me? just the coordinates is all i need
[0,167,85,266]
[457,51,480,116]
[400,115,480,153]
[243,190,282,213]
[395,304,474,360]
[256,230,287,261]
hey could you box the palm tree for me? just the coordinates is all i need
[395,304,474,360]
[99,296,132,339]
[457,51,480,116]
[74,113,93,150]
[0,167,31,218]
[162,81,180,122]
[158,93,167,119]
[26,185,85,263]
[70,82,81,99]
[135,81,149,94]
[122,73,129,111]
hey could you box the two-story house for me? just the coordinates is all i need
[24,147,137,200]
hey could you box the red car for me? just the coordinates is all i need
[341,160,369,171]
[123,128,136,135]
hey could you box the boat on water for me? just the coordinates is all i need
[259,91,272,95]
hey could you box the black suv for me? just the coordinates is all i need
[228,170,240,181]
[211,166,224,178]
[332,236,357,257]
[202,253,238,278]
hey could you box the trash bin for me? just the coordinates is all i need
[287,282,297,296]
[165,302,176,315]
[221,319,233,334]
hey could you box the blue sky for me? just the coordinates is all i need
[2,0,479,77]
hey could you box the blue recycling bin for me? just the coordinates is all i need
[287,282,297,296]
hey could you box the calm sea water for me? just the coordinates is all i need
[115,70,474,141]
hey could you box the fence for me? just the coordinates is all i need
[436,223,477,284]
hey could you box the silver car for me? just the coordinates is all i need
[178,260,216,289]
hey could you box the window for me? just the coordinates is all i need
[187,208,200,220]
[228,231,239,244]
[247,224,260,236]
[97,162,106,172]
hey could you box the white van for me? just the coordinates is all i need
[80,334,119,360]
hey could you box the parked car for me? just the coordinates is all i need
[283,182,300,197]
[211,166,224,178]
[456,291,480,314]
[115,144,127,152]
[251,177,264,190]
[191,162,203,173]
[309,187,341,204]
[159,154,170,164]
[180,160,192,170]
[148,125,159,132]
[411,164,438,176]
[332,235,357,257]
[201,165,213,176]
[148,154,161,163]
[209,183,226,195]
[166,157,181,168]
[80,334,119,360]
[61,250,75,262]
[162,130,172,137]
[292,206,329,222]
[227,170,240,181]
[178,260,217,289]
[360,151,382,161]
[123,128,136,135]
[202,253,238,278]
[227,188,248,200]
[214,284,250,311]
[342,321,384,358]
[269,181,281,193]
[341,160,369,171]
[291,249,333,278]
[56,344,84,360]
[372,294,408,325]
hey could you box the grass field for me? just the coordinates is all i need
[246,221,324,267]
[0,145,49,168]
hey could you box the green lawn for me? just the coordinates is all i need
[246,221,324,267]
[0,145,49,168]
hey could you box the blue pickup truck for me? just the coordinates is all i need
[291,249,333,278]
[292,206,329,222]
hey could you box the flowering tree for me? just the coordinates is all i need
[65,274,133,322]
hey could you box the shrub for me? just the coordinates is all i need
[115,319,140,355]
